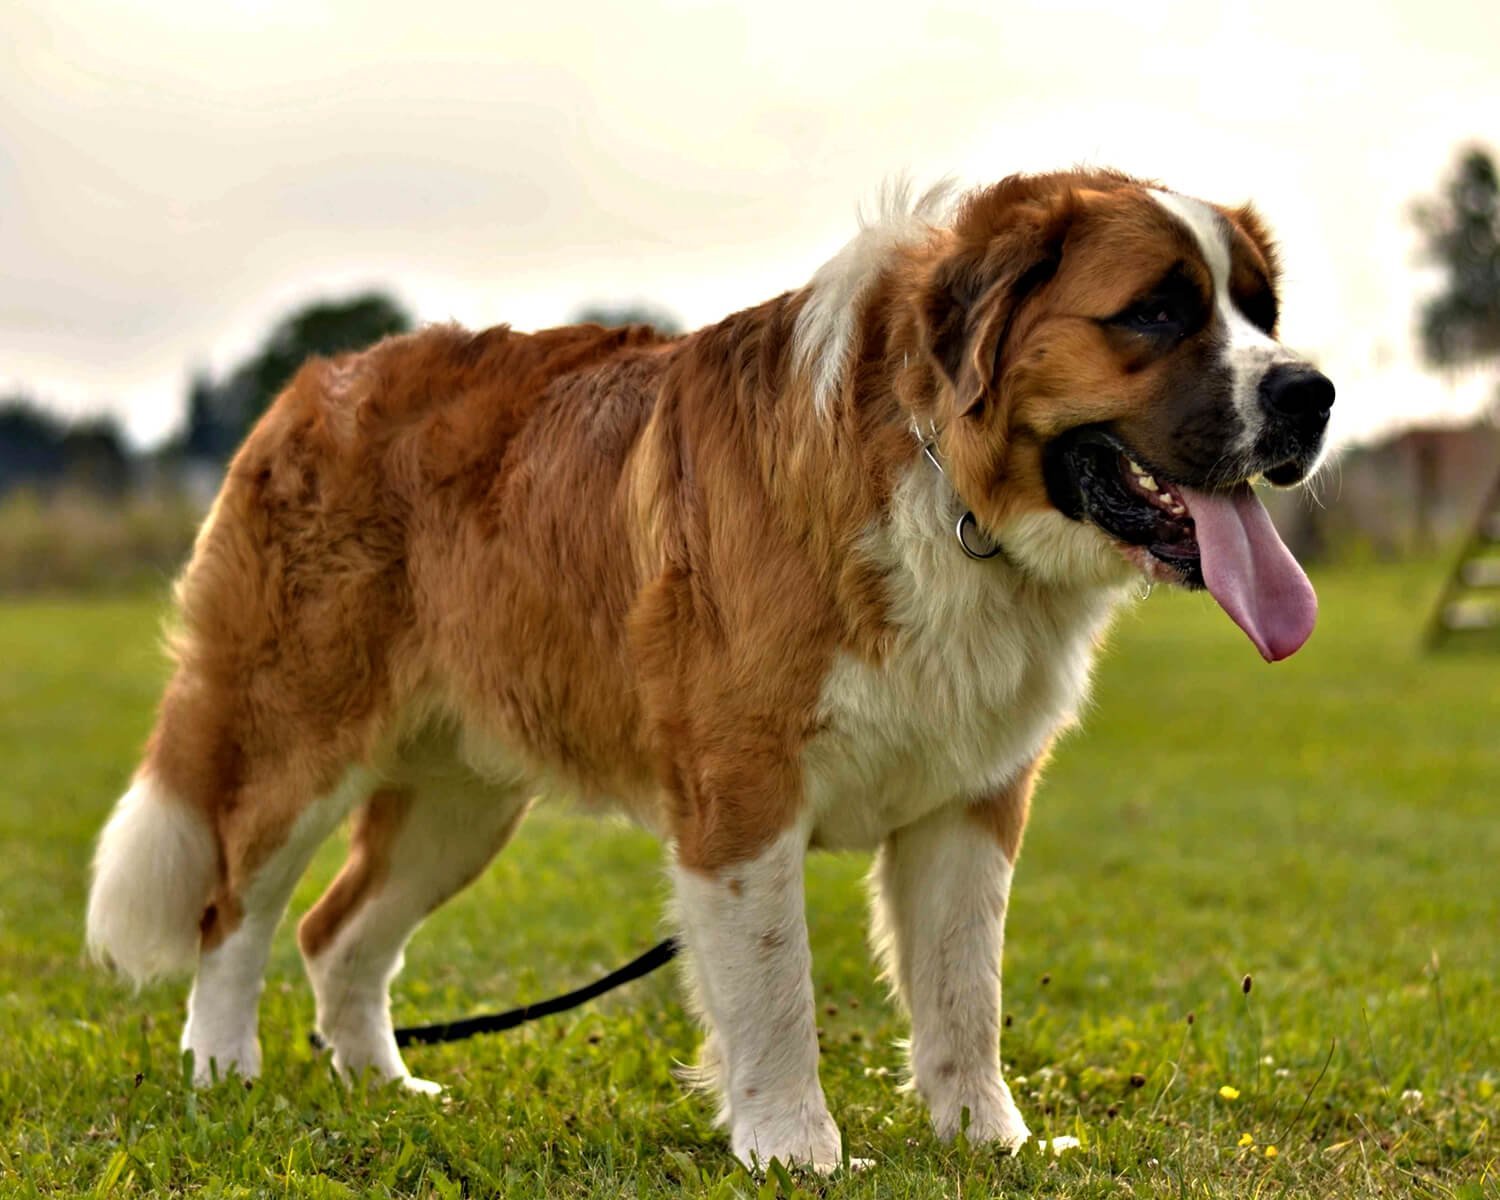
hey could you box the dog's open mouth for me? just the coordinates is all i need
[1043,429,1205,586]
[1044,428,1318,662]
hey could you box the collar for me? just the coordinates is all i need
[914,423,1007,562]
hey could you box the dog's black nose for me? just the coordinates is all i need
[1260,364,1334,424]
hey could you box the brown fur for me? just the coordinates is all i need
[967,747,1050,865]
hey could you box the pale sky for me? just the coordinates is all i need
[4,0,1499,449]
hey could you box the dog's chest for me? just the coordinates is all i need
[803,514,1117,850]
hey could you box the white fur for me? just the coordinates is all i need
[806,461,1128,850]
[673,825,842,1172]
[304,777,530,1093]
[1150,190,1296,461]
[871,798,1027,1147]
[181,767,373,1084]
[180,913,275,1081]
[87,774,217,985]
[794,179,956,416]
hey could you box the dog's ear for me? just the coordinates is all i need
[923,201,1070,418]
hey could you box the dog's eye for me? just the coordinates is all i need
[1114,299,1186,337]
[1125,305,1177,330]
[1108,265,1206,340]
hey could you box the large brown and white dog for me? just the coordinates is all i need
[87,169,1331,1170]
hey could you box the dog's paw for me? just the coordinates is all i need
[929,1077,1030,1151]
[741,1154,863,1178]
[183,1042,261,1088]
[317,1034,429,1095]
[732,1107,845,1175]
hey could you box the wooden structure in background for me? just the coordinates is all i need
[1426,466,1500,647]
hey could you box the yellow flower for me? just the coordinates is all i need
[1265,1145,1279,1159]
[1219,1085,1241,1101]
[1237,1133,1255,1147]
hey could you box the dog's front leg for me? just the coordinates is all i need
[673,823,843,1172]
[871,767,1037,1150]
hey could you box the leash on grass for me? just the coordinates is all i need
[307,936,680,1051]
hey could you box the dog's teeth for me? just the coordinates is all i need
[1139,475,1158,491]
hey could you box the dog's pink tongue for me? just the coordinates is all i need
[1176,483,1317,662]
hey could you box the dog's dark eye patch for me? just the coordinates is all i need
[1105,262,1208,342]
[1233,273,1278,335]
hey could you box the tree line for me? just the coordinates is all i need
[1,293,412,498]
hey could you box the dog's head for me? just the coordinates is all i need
[917,171,1332,660]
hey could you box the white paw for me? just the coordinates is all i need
[185,1044,261,1087]
[319,1033,419,1091]
[929,1077,1030,1151]
[732,1107,845,1175]
[742,1152,869,1178]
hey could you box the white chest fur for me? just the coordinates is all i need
[804,466,1126,850]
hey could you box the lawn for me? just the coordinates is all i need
[1,562,1496,1197]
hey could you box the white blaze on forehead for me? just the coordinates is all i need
[1150,190,1233,292]
[1148,189,1291,451]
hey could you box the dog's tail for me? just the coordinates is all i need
[86,774,217,985]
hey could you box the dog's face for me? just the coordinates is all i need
[924,172,1331,659]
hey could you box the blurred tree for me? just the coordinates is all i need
[241,294,412,421]
[177,292,411,460]
[0,398,129,496]
[571,302,682,334]
[0,397,65,492]
[59,416,130,495]
[178,369,240,462]
[1415,148,1500,621]
[1415,146,1500,366]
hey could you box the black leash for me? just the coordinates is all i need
[308,936,680,1051]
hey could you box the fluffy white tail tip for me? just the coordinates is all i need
[86,776,216,984]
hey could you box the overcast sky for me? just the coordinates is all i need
[4,0,1499,448]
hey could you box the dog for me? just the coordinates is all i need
[87,168,1331,1171]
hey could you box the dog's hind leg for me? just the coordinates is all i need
[180,765,375,1085]
[87,663,378,1086]
[299,767,530,1092]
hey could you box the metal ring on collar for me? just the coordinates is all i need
[956,511,1004,560]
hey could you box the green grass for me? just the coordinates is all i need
[1,563,1496,1197]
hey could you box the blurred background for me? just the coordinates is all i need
[3,0,1499,601]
